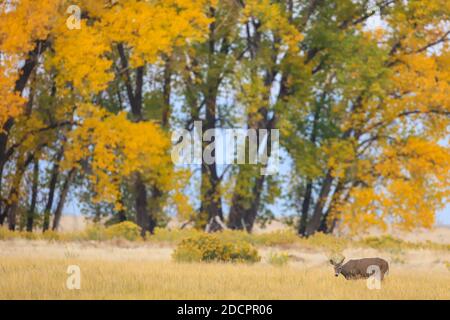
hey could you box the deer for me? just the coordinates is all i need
[330,255,389,280]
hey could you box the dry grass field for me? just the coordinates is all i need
[0,238,449,300]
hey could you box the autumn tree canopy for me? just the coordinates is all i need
[0,0,448,236]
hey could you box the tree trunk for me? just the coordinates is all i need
[7,202,18,231]
[227,105,278,232]
[146,56,172,231]
[244,174,265,232]
[227,23,282,232]
[26,159,39,232]
[0,210,5,225]
[305,171,334,236]
[298,99,323,236]
[117,195,127,222]
[43,149,64,232]
[6,154,34,230]
[200,92,224,231]
[117,44,144,121]
[52,168,76,231]
[135,173,156,236]
[228,126,275,232]
[161,55,172,128]
[198,11,226,231]
[228,169,251,230]
[24,74,37,230]
[318,181,343,234]
[298,181,313,236]
[118,45,156,236]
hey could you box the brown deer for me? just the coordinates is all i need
[330,255,389,280]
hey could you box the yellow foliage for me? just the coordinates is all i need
[63,103,172,209]
[339,137,450,232]
[99,0,213,67]
[172,233,261,263]
[0,62,25,127]
[51,21,113,96]
[0,0,61,126]
[105,221,141,241]
[0,0,60,53]
[242,0,303,53]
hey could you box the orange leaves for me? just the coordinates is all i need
[0,0,448,233]
[52,20,113,96]
[0,0,213,219]
[63,104,172,208]
[0,0,61,126]
[339,137,450,231]
[0,64,25,128]
[382,1,450,138]
[339,188,388,232]
[328,1,450,233]
[97,0,212,67]
[48,0,212,94]
[0,0,60,54]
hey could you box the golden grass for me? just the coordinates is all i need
[1,238,449,300]
[1,256,449,300]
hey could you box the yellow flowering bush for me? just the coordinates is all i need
[105,221,141,241]
[172,233,260,263]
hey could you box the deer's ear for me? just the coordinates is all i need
[329,259,334,265]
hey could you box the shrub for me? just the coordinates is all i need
[172,233,260,263]
[171,243,203,262]
[267,251,289,266]
[105,221,141,241]
[83,224,107,241]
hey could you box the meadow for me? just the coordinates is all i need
[1,0,449,301]
[1,227,449,300]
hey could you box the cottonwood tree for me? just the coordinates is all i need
[281,0,450,236]
[0,0,448,236]
[0,0,212,233]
